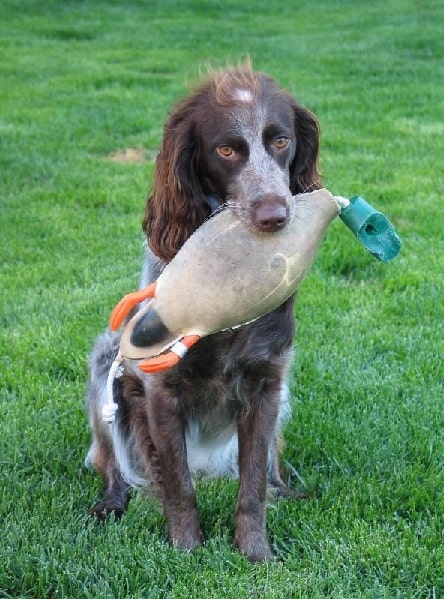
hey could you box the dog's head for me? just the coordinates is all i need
[144,63,321,262]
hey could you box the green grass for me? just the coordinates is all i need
[1,0,443,597]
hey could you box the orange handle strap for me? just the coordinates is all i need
[109,282,157,331]
[138,335,201,374]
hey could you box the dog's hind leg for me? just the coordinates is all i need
[85,331,131,519]
[267,434,308,500]
[87,434,131,520]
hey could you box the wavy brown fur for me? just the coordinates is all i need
[143,63,320,262]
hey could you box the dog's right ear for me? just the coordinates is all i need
[143,100,208,263]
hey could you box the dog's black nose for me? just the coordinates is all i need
[253,195,289,232]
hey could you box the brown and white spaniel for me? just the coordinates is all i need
[86,63,320,562]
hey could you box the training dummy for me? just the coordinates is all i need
[102,188,401,422]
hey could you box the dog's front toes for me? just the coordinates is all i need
[169,527,204,552]
[235,533,275,563]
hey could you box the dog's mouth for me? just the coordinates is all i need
[205,193,292,234]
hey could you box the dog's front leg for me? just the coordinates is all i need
[235,387,279,562]
[148,392,203,551]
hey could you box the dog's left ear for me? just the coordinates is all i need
[290,105,321,194]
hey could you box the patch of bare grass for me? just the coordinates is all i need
[106,147,151,163]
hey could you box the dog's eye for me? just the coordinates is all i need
[274,136,290,150]
[217,145,235,158]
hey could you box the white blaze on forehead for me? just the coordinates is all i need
[233,88,253,103]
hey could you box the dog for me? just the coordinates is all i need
[85,63,321,562]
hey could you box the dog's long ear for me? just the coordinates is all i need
[143,99,208,263]
[289,104,321,194]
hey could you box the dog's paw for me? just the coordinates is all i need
[169,527,204,552]
[235,533,275,563]
[89,499,127,521]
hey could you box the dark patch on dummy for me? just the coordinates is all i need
[130,307,169,348]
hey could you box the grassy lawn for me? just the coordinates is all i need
[1,0,443,597]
